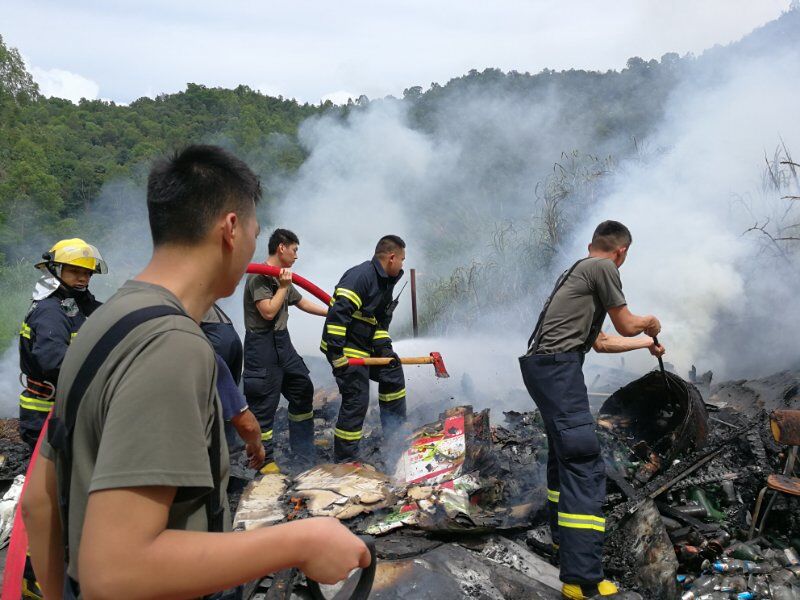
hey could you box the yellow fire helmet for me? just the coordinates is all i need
[34,238,108,274]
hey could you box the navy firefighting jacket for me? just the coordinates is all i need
[320,257,403,361]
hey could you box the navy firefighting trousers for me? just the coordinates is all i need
[333,361,406,462]
[519,351,606,584]
[243,330,314,462]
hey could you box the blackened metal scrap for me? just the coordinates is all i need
[605,420,756,527]
[665,465,763,493]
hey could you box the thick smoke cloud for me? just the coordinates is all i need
[2,13,798,418]
[571,47,800,380]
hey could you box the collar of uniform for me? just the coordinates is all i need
[371,256,389,279]
[371,256,404,284]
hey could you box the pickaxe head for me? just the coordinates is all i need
[429,352,450,378]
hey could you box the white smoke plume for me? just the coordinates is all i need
[2,12,798,419]
[570,47,800,380]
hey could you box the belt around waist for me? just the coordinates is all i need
[523,350,583,364]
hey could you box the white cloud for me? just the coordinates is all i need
[1,1,790,104]
[30,66,100,103]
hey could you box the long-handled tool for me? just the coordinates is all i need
[348,352,449,378]
[653,335,670,391]
[307,535,377,600]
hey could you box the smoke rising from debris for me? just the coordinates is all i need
[1,12,798,418]
[275,12,800,393]
[571,47,800,379]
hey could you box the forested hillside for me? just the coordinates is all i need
[1,9,798,348]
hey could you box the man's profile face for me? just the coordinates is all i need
[278,243,299,267]
[222,207,259,297]
[386,249,406,277]
[614,247,628,268]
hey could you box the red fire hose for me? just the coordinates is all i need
[1,414,51,600]
[246,263,331,305]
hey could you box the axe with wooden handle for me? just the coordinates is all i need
[348,352,449,378]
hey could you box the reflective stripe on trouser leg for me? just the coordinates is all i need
[283,369,316,457]
[519,352,605,584]
[243,369,283,462]
[371,361,407,436]
[334,365,370,462]
[545,427,561,545]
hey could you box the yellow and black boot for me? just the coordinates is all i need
[562,579,619,599]
[21,553,44,599]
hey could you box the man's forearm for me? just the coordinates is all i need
[256,287,289,320]
[296,298,328,317]
[232,410,261,447]
[595,334,653,353]
[21,456,65,598]
[81,498,322,600]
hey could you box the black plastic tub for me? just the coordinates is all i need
[599,371,709,463]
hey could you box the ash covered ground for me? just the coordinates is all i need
[2,368,799,599]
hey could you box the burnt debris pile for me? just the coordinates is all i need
[1,369,798,597]
[233,369,800,599]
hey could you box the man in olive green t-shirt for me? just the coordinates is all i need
[243,228,328,473]
[22,146,369,599]
[519,220,665,600]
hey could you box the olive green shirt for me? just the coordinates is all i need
[535,257,627,354]
[243,273,302,332]
[41,280,228,581]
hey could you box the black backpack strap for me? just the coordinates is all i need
[206,403,224,533]
[526,258,589,355]
[212,303,232,326]
[49,305,224,562]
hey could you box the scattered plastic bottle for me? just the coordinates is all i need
[728,543,764,562]
[715,576,747,592]
[712,560,770,574]
[781,548,800,568]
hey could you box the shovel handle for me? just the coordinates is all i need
[348,356,433,367]
[653,336,670,389]
[307,535,377,600]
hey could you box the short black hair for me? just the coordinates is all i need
[147,145,261,246]
[268,228,300,255]
[374,235,406,256]
[591,220,632,252]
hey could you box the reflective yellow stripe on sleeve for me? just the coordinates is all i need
[372,330,391,341]
[547,489,560,503]
[19,323,31,339]
[352,311,378,325]
[334,427,363,441]
[19,395,54,412]
[288,411,314,422]
[261,430,273,442]
[326,324,347,337]
[320,340,369,360]
[334,288,363,309]
[378,388,406,403]
[343,347,370,358]
[557,512,606,532]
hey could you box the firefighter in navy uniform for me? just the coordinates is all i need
[18,238,105,600]
[519,221,665,599]
[19,238,106,450]
[321,235,407,462]
[201,303,266,477]
[201,303,244,384]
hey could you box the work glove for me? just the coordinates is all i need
[328,352,349,377]
[376,345,400,365]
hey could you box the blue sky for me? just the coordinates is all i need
[0,0,791,104]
